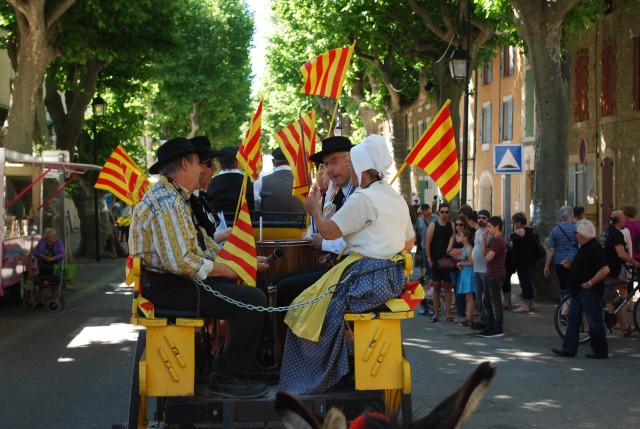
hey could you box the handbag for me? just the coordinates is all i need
[436,256,457,272]
[53,263,76,281]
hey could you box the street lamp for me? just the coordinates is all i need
[92,94,107,262]
[449,0,471,206]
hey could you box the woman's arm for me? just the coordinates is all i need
[54,240,66,260]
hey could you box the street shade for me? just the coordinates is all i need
[449,45,467,81]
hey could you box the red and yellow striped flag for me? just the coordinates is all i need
[94,145,150,206]
[300,42,355,99]
[237,100,263,181]
[405,100,460,201]
[274,111,316,197]
[214,198,257,286]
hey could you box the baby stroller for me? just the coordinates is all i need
[23,257,67,311]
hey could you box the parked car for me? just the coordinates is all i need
[1,237,37,304]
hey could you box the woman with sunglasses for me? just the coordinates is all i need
[447,215,470,323]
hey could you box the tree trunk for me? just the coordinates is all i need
[1,17,56,151]
[509,0,580,300]
[388,110,410,196]
[71,178,115,259]
[0,0,77,150]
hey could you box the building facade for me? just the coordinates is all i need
[405,1,639,230]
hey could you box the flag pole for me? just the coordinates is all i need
[327,101,340,137]
[300,118,311,193]
[389,163,408,186]
[235,174,249,223]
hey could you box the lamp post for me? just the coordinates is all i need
[92,95,107,262]
[449,0,471,206]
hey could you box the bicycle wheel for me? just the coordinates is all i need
[554,294,590,345]
[633,298,640,334]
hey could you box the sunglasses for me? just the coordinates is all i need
[478,216,488,220]
[455,223,464,226]
[201,159,214,168]
[440,210,450,215]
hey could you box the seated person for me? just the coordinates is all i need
[279,134,415,395]
[188,136,231,245]
[205,145,254,225]
[254,147,305,222]
[33,227,65,308]
[274,136,354,307]
[131,137,276,399]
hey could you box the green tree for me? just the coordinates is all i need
[149,0,254,146]
[264,0,499,198]
[0,0,76,153]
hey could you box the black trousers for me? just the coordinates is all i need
[142,271,266,375]
[274,265,330,307]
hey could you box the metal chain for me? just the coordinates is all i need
[194,273,353,313]
[189,259,404,313]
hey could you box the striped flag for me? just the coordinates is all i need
[405,100,460,201]
[300,42,355,99]
[237,100,263,181]
[274,111,316,197]
[214,198,257,286]
[95,145,150,206]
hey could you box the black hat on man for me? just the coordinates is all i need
[272,147,287,162]
[217,145,239,167]
[149,137,209,174]
[189,136,224,161]
[309,136,353,163]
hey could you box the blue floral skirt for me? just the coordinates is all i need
[279,257,406,394]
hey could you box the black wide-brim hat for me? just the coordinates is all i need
[149,137,209,174]
[189,136,224,161]
[309,136,354,163]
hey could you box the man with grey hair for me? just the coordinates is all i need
[553,219,610,359]
[544,205,578,304]
[132,137,277,398]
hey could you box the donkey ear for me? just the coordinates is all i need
[321,408,347,429]
[275,391,323,429]
[414,361,496,429]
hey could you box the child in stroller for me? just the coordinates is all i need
[30,228,66,310]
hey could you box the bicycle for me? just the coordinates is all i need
[554,265,640,345]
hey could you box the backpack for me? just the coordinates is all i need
[532,229,545,259]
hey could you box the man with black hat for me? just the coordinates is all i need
[274,136,355,307]
[188,136,231,244]
[130,137,277,399]
[205,145,255,225]
[254,147,305,222]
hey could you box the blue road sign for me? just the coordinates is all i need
[494,144,523,174]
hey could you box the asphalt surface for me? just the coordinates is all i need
[1,259,639,428]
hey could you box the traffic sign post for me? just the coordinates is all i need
[494,144,523,175]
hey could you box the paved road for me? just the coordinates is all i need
[1,263,639,428]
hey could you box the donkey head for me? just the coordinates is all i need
[276,361,496,429]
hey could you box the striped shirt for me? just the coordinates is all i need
[129,176,218,280]
[548,222,578,264]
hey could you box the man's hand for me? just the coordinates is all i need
[257,255,270,272]
[310,233,324,250]
[210,262,240,279]
[213,227,232,244]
